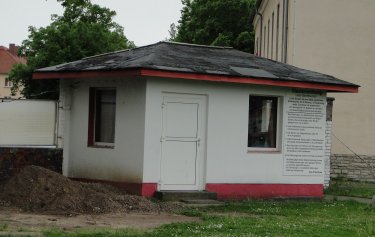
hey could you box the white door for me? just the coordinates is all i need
[160,94,206,191]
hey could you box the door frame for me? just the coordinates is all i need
[159,92,207,191]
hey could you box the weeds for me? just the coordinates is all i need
[0,222,8,231]
[325,179,375,198]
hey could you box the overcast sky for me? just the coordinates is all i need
[0,0,183,47]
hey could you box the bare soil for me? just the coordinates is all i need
[0,166,196,232]
[0,166,181,215]
[0,207,197,231]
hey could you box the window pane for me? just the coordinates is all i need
[95,89,116,143]
[248,96,278,148]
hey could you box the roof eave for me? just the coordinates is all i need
[32,68,359,93]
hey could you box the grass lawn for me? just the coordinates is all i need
[325,179,375,198]
[42,200,375,237]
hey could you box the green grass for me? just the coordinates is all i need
[41,200,375,237]
[325,179,375,198]
[0,222,8,231]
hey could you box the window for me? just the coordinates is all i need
[4,78,12,87]
[88,88,116,147]
[267,19,270,58]
[248,95,279,150]
[276,4,280,61]
[263,26,266,57]
[271,12,274,60]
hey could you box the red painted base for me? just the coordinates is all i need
[206,183,324,200]
[70,178,323,200]
[70,178,157,197]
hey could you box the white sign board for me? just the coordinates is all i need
[0,100,57,147]
[283,92,326,176]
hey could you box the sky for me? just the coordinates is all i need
[0,0,183,47]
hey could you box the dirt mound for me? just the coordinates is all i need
[0,166,177,215]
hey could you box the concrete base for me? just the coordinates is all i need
[154,191,217,201]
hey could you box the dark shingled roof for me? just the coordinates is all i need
[35,41,357,88]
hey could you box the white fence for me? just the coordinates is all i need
[0,100,57,147]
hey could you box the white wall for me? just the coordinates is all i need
[143,78,326,186]
[62,77,146,183]
[0,100,56,146]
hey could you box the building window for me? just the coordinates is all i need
[263,26,266,57]
[267,19,270,58]
[271,12,274,60]
[4,78,12,87]
[276,4,280,61]
[88,88,116,147]
[248,95,279,150]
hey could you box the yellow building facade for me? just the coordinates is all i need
[253,0,375,156]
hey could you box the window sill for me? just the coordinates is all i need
[247,148,281,154]
[88,145,114,149]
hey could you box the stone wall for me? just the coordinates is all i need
[324,98,334,187]
[324,121,332,187]
[0,148,62,184]
[330,154,375,182]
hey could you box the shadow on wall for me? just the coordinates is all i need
[0,148,62,184]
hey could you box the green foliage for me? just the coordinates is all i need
[167,23,177,41]
[8,0,134,99]
[0,222,8,231]
[325,179,375,199]
[175,0,256,53]
[211,33,232,47]
[178,208,203,217]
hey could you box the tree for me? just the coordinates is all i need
[167,23,178,41]
[8,0,134,99]
[174,0,256,53]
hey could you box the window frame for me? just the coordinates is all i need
[247,94,283,153]
[4,78,13,88]
[88,87,117,148]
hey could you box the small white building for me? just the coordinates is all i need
[33,42,358,199]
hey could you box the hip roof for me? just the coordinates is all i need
[33,41,359,93]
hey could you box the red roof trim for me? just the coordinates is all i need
[140,69,358,93]
[32,68,359,93]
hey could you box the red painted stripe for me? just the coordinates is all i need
[69,179,321,199]
[140,69,358,93]
[141,183,158,197]
[206,184,323,200]
[32,68,358,93]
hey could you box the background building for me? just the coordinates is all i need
[253,0,375,160]
[0,44,25,99]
